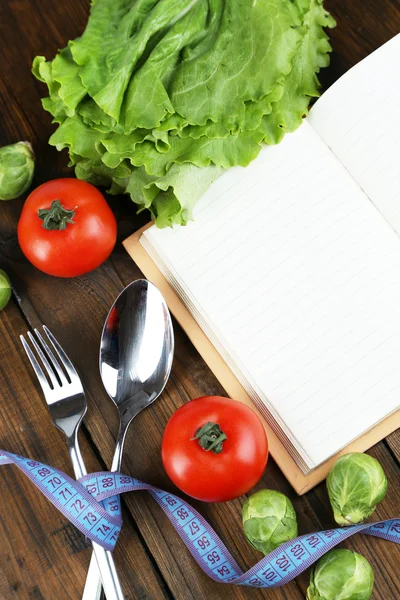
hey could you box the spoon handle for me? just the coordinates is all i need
[82,424,128,600]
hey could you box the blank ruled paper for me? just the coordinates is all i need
[309,34,400,235]
[141,120,400,470]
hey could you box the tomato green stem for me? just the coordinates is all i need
[38,199,75,231]
[191,422,227,454]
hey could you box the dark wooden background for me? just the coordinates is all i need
[0,1,399,598]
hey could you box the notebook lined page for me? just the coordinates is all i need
[309,33,400,234]
[142,121,400,469]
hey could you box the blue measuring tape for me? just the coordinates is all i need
[1,449,399,588]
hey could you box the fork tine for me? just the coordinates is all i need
[32,329,69,385]
[20,335,53,396]
[27,331,60,389]
[42,325,77,381]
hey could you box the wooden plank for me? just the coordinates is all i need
[322,0,400,89]
[0,0,399,598]
[386,433,400,465]
[0,300,171,599]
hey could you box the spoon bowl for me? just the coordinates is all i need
[100,278,174,469]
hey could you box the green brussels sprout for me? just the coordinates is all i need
[0,141,35,200]
[327,453,387,526]
[307,549,374,600]
[242,489,298,555]
[0,269,11,310]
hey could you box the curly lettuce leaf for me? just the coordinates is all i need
[262,0,336,141]
[33,0,335,227]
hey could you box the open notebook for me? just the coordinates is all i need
[125,34,400,488]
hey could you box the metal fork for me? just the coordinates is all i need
[20,326,126,600]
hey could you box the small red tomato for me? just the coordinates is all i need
[18,178,117,277]
[162,396,268,502]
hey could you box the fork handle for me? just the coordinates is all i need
[68,438,126,600]
[82,453,124,600]
[82,423,128,600]
[83,552,104,600]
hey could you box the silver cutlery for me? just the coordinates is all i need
[21,326,126,600]
[83,279,174,600]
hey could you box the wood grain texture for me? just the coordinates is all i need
[0,0,399,599]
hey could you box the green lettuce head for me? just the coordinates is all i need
[242,489,298,555]
[327,453,387,526]
[32,0,335,226]
[0,142,35,201]
[307,549,374,600]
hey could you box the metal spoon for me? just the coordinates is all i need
[82,279,174,600]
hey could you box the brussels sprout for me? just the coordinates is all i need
[327,453,387,526]
[242,489,298,555]
[0,141,35,200]
[0,269,11,310]
[307,549,374,600]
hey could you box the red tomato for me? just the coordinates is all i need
[161,396,268,502]
[18,178,117,277]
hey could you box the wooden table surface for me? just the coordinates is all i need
[0,1,399,599]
